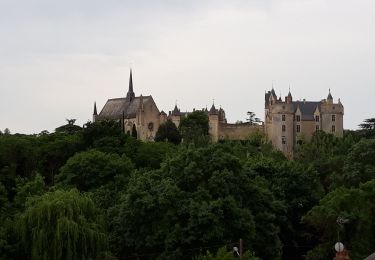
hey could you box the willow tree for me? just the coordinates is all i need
[17,189,109,260]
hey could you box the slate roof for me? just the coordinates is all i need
[98,96,152,120]
[293,101,320,121]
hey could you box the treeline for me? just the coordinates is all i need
[1,114,375,260]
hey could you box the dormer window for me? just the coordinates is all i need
[315,115,320,122]
[296,115,301,122]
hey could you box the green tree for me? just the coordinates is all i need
[81,120,123,148]
[36,133,83,185]
[3,128,10,135]
[110,146,281,259]
[55,119,82,134]
[155,120,182,144]
[333,139,375,187]
[179,111,210,145]
[56,150,134,192]
[244,156,324,259]
[133,142,175,169]
[195,246,259,260]
[303,180,375,260]
[17,189,109,260]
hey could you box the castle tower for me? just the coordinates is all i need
[93,101,98,122]
[208,102,219,142]
[170,104,182,127]
[320,89,344,137]
[327,89,333,105]
[286,89,292,104]
[126,69,135,101]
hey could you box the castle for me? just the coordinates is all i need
[93,70,344,156]
[265,88,344,157]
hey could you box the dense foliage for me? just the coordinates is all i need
[0,118,375,259]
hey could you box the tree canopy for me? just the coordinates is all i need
[1,117,375,259]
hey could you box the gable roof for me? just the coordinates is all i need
[293,101,321,121]
[98,96,152,120]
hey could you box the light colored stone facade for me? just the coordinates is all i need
[93,70,344,156]
[265,88,344,157]
[168,103,263,142]
[93,70,168,141]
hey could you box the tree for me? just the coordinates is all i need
[3,128,10,135]
[246,112,261,125]
[17,189,109,260]
[36,133,83,185]
[155,120,182,144]
[303,180,375,260]
[133,142,175,169]
[357,118,375,138]
[333,139,375,188]
[244,156,324,259]
[81,120,123,148]
[110,146,282,259]
[56,150,134,192]
[359,118,375,130]
[179,111,210,145]
[55,119,82,134]
[195,246,259,260]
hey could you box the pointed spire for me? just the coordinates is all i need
[209,101,218,115]
[93,102,98,115]
[129,68,133,92]
[327,88,333,100]
[288,85,292,96]
[126,68,135,101]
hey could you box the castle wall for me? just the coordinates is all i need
[218,123,264,140]
[297,120,315,142]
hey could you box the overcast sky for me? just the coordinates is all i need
[1,0,374,133]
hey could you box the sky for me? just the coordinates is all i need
[0,0,374,134]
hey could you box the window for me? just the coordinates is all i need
[296,125,301,133]
[332,125,336,132]
[282,136,286,145]
[296,115,301,122]
[315,115,320,122]
[316,125,320,131]
[282,125,286,132]
[282,114,286,121]
[332,115,336,122]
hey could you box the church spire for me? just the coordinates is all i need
[93,101,98,115]
[126,69,135,101]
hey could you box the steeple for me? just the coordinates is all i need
[209,102,218,115]
[126,69,135,101]
[286,86,292,103]
[327,88,333,100]
[93,101,98,122]
[93,101,97,116]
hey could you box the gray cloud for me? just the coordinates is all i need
[0,0,374,133]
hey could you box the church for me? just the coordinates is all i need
[93,70,262,142]
[93,70,167,141]
[93,70,344,157]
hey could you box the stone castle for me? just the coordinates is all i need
[93,70,344,156]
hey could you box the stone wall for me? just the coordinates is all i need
[218,123,264,140]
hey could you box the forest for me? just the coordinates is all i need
[1,113,375,260]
